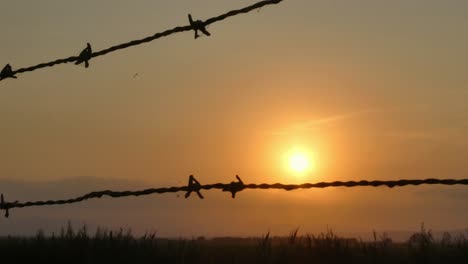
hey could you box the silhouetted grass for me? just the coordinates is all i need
[1,223,467,264]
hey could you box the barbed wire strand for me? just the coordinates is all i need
[0,0,284,81]
[1,176,468,218]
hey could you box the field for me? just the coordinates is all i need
[1,224,467,264]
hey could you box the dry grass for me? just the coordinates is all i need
[1,223,467,264]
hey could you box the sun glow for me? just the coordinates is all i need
[287,150,313,174]
[290,153,309,172]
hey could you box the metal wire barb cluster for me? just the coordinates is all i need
[0,0,284,81]
[1,176,468,218]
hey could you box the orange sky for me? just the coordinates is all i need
[0,0,467,237]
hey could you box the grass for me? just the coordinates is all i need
[1,223,467,264]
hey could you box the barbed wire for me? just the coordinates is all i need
[1,176,468,218]
[0,0,284,81]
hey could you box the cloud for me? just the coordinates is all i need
[383,127,468,147]
[270,107,393,136]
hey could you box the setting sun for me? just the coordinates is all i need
[287,150,314,174]
[290,153,309,172]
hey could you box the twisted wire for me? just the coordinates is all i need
[1,177,468,218]
[2,0,284,79]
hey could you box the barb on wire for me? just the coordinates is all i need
[1,177,468,218]
[0,64,17,81]
[0,0,284,81]
[0,194,18,218]
[188,14,211,39]
[75,43,93,68]
[222,175,245,198]
[185,175,204,199]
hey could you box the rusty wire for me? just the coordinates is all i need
[1,176,468,218]
[0,0,284,81]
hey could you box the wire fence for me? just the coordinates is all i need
[0,0,284,81]
[1,0,467,220]
[1,176,468,218]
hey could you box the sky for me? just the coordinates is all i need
[0,0,468,238]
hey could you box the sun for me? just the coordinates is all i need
[290,153,309,172]
[288,151,312,173]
